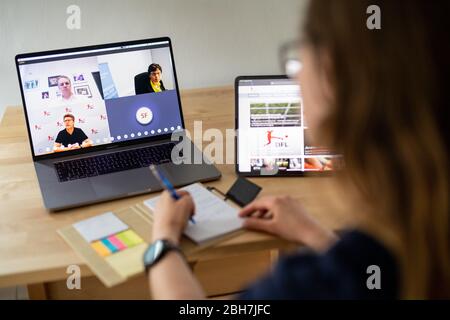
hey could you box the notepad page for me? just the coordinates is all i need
[144,183,244,243]
[73,212,129,243]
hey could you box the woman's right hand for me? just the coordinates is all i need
[239,196,338,252]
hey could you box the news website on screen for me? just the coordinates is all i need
[237,78,342,174]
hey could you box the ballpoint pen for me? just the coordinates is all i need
[149,164,196,224]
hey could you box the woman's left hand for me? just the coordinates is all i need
[151,190,195,245]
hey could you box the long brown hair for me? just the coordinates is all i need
[304,0,449,298]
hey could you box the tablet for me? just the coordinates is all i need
[235,75,342,177]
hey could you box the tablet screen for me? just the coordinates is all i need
[236,76,341,176]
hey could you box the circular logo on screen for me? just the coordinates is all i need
[136,107,153,125]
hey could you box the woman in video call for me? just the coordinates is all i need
[146,0,449,299]
[148,63,166,93]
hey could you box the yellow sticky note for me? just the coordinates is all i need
[105,243,147,278]
[91,240,112,257]
[116,230,144,248]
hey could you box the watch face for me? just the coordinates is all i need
[144,240,164,264]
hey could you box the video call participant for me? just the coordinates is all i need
[57,75,78,101]
[148,63,166,93]
[53,114,93,151]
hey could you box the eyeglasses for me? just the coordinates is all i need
[59,82,70,87]
[279,39,305,78]
[64,119,73,122]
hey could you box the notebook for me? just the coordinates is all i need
[58,187,246,287]
[58,204,220,287]
[144,183,244,244]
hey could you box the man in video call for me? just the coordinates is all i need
[148,63,166,93]
[57,75,78,101]
[53,114,93,151]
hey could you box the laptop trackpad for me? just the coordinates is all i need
[90,168,156,198]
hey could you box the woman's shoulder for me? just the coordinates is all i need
[239,230,399,299]
[329,229,398,269]
[325,230,399,295]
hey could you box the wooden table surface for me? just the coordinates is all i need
[0,86,353,288]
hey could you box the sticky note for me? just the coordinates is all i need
[91,240,112,257]
[116,230,144,248]
[101,238,118,253]
[105,243,147,278]
[108,235,127,251]
[73,212,128,242]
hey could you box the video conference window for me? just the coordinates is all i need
[18,43,182,156]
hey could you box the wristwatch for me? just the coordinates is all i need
[143,239,183,273]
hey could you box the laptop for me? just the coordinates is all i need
[15,37,221,211]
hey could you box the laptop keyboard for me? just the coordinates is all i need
[54,142,177,182]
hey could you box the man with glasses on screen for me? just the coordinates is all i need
[53,114,93,151]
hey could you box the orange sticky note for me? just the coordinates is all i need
[91,240,112,257]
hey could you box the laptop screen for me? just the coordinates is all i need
[237,77,342,175]
[17,39,183,157]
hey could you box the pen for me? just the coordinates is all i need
[149,164,196,224]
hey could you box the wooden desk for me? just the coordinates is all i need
[0,87,352,299]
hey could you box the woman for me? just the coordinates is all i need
[146,0,449,299]
[148,63,166,93]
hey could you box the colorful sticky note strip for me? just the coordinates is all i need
[116,230,144,248]
[108,235,127,250]
[101,238,118,253]
[91,240,112,257]
[90,229,144,257]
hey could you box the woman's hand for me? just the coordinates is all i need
[239,196,338,252]
[152,190,195,245]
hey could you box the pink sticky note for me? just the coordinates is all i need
[108,234,127,251]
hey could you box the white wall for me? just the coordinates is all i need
[0,0,306,117]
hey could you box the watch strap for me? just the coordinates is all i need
[144,239,184,273]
